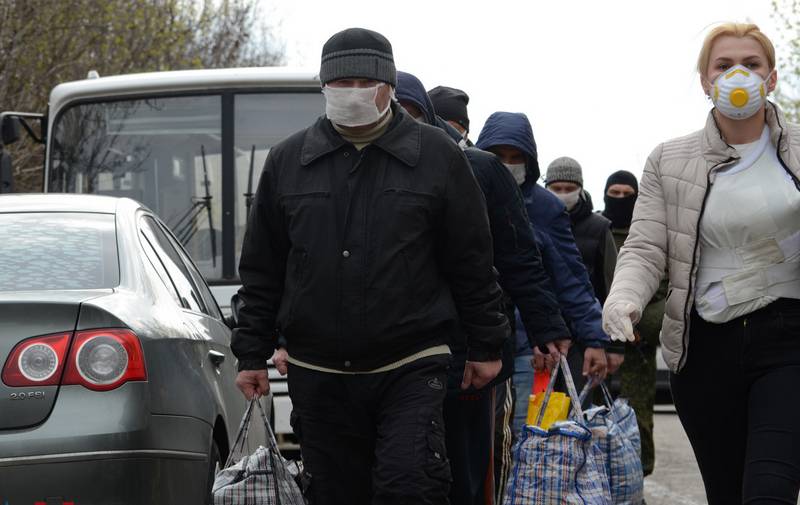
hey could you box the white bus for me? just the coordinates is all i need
[1,67,325,449]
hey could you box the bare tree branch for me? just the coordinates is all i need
[0,0,285,191]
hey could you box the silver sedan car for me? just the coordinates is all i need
[0,194,264,504]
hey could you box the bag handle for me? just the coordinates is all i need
[252,398,286,505]
[225,398,256,468]
[224,396,280,469]
[560,354,585,421]
[533,354,585,427]
[578,379,616,411]
[253,395,281,453]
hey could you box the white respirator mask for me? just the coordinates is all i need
[503,163,527,185]
[551,188,581,211]
[323,83,391,127]
[710,64,772,120]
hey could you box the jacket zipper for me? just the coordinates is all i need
[773,110,800,191]
[677,156,735,370]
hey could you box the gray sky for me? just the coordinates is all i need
[269,0,776,206]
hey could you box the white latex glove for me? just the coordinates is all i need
[602,302,641,342]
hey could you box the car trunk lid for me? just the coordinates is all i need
[0,290,111,429]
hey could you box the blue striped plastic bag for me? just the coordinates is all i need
[503,355,611,505]
[577,382,644,505]
[609,396,641,459]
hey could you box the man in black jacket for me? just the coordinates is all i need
[396,71,570,505]
[232,28,508,505]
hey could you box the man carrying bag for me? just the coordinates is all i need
[232,27,509,505]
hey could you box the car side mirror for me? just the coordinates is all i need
[1,116,20,146]
[226,293,242,329]
[0,151,14,194]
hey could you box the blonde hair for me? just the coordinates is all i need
[697,23,776,76]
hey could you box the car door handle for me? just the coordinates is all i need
[208,350,226,367]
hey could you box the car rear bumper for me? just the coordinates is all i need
[0,383,212,504]
[0,450,207,504]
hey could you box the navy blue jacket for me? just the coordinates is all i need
[396,72,568,350]
[476,112,609,353]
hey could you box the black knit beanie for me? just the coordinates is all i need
[320,28,397,86]
[428,86,470,131]
[604,170,639,194]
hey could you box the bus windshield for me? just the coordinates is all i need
[48,92,324,282]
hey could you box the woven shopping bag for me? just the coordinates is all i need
[503,354,611,505]
[577,382,644,505]
[213,398,306,505]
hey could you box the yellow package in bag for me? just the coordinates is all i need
[526,392,571,430]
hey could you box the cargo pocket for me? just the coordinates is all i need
[421,415,452,483]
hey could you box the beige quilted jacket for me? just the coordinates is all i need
[605,102,800,372]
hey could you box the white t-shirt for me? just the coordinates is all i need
[695,126,800,322]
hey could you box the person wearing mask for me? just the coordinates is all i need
[396,70,569,505]
[545,157,617,304]
[604,23,800,503]
[475,112,615,436]
[429,85,473,146]
[544,157,625,396]
[233,29,508,505]
[603,170,639,235]
[602,170,665,478]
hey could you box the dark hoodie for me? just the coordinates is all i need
[396,71,437,124]
[476,112,609,352]
[395,72,569,353]
[565,190,617,304]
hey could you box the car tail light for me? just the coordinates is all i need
[62,329,146,391]
[2,333,72,387]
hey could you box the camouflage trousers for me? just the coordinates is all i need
[619,329,658,476]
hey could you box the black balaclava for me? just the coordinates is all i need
[603,170,639,229]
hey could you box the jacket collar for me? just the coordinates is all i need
[300,103,421,167]
[766,101,792,154]
[701,101,791,166]
[568,191,593,224]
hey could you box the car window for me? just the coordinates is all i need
[140,216,205,314]
[158,221,223,320]
[0,212,118,291]
[139,229,182,306]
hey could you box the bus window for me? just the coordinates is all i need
[233,92,323,265]
[50,96,224,279]
[49,90,323,284]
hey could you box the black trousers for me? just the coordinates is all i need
[443,383,494,505]
[671,299,800,505]
[288,355,451,505]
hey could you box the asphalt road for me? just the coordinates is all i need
[644,409,706,504]
[643,408,800,505]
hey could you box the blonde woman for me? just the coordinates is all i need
[603,23,800,503]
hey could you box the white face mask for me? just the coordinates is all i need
[710,64,771,120]
[503,163,527,185]
[323,83,390,127]
[550,188,581,210]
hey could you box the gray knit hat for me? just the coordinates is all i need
[320,28,397,86]
[545,156,583,186]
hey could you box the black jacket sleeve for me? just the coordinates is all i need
[596,226,618,305]
[474,155,570,348]
[231,154,290,371]
[436,148,509,362]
